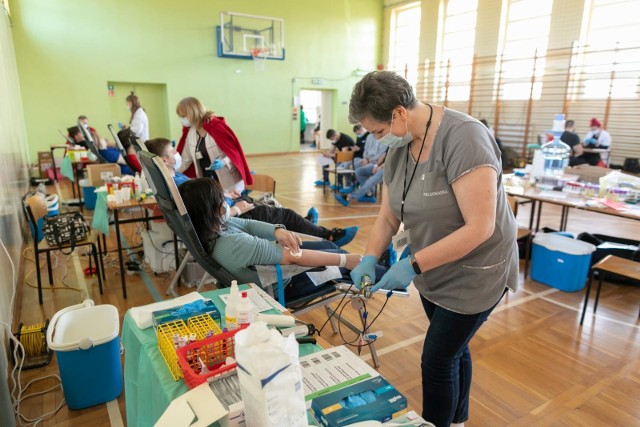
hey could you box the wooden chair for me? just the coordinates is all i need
[24,194,103,304]
[323,151,356,194]
[580,255,640,325]
[508,196,532,278]
[246,173,276,195]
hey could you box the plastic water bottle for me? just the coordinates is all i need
[225,281,240,330]
[133,173,142,199]
[236,291,253,327]
[539,114,571,190]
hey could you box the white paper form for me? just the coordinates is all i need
[219,288,273,313]
[305,266,342,287]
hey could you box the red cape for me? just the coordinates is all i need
[176,116,253,185]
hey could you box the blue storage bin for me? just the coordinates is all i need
[80,179,97,210]
[531,234,596,292]
[47,300,122,409]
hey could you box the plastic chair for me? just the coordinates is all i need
[23,194,103,304]
[324,151,356,194]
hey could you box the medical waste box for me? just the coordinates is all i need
[47,300,122,409]
[531,234,596,292]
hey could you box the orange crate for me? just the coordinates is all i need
[176,326,246,389]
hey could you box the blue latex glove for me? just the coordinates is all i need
[585,138,597,145]
[350,255,378,289]
[210,159,225,171]
[371,258,416,292]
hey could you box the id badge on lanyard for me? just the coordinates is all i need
[392,229,411,251]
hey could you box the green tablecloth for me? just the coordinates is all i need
[121,287,323,427]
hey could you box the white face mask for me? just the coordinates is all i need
[180,117,191,127]
[81,122,89,129]
[222,202,231,222]
[173,152,182,170]
[377,115,413,149]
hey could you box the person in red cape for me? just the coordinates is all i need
[175,97,253,193]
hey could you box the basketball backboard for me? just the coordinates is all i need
[217,11,285,60]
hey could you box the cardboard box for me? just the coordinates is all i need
[37,151,54,179]
[564,164,612,183]
[312,376,407,427]
[86,163,120,187]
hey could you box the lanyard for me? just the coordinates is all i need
[401,104,433,223]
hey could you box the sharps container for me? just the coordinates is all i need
[531,234,596,292]
[46,300,122,409]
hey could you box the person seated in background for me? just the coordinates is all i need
[314,128,356,187]
[68,126,135,175]
[584,117,611,148]
[480,119,503,152]
[175,96,252,194]
[572,118,611,166]
[146,138,359,246]
[116,128,143,173]
[335,153,386,206]
[179,178,391,293]
[561,120,583,166]
[352,124,369,160]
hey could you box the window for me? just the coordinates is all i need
[388,2,422,89]
[500,0,553,100]
[579,0,640,99]
[438,0,478,101]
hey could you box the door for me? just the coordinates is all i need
[298,89,333,151]
[108,82,169,141]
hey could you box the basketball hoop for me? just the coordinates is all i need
[250,48,268,72]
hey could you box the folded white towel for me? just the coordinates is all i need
[129,292,206,329]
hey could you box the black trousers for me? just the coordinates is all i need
[240,206,331,239]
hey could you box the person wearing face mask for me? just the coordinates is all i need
[175,97,252,194]
[578,117,611,166]
[125,93,150,141]
[146,138,360,246]
[347,71,518,427]
[178,177,389,297]
[314,129,355,187]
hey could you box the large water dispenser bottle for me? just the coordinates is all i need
[539,113,571,190]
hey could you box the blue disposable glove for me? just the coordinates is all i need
[350,255,378,289]
[371,258,416,292]
[210,158,225,171]
[585,138,597,145]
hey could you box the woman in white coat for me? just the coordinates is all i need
[126,92,149,141]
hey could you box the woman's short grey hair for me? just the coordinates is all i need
[349,71,417,124]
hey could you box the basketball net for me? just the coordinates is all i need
[250,48,268,72]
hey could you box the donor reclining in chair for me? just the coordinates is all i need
[146,137,359,246]
[178,178,390,297]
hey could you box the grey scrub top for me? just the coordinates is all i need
[384,108,519,314]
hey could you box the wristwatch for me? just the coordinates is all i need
[274,224,286,231]
[409,256,422,275]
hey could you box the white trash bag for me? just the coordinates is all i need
[235,321,308,427]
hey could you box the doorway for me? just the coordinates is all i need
[107,82,170,140]
[299,89,332,152]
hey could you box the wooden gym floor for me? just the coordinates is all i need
[12,152,640,426]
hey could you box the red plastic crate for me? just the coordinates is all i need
[176,326,246,389]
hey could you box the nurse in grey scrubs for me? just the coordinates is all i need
[348,71,519,427]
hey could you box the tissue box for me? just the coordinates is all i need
[152,300,221,327]
[311,376,407,427]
